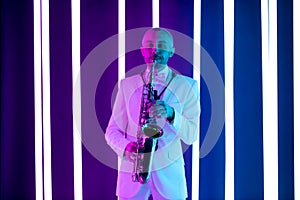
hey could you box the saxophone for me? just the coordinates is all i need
[131,62,163,184]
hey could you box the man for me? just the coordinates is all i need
[105,28,200,200]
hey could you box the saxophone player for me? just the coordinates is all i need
[105,28,200,200]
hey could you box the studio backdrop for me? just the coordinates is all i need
[0,0,298,199]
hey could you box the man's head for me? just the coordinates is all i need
[140,28,175,66]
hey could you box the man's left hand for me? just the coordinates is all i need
[149,100,174,119]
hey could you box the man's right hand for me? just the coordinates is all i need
[124,142,138,163]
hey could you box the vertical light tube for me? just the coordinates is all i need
[192,1,201,200]
[294,0,300,199]
[34,0,44,199]
[71,0,83,200]
[224,0,235,199]
[41,0,53,199]
[152,0,159,27]
[117,0,126,181]
[118,0,125,84]
[261,0,279,199]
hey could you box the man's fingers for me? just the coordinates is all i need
[150,107,167,118]
[129,152,137,159]
[150,105,166,113]
[130,146,137,152]
[126,151,137,163]
[154,100,165,105]
[125,142,138,153]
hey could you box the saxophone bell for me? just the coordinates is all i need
[142,123,163,138]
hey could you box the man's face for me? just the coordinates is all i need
[140,29,174,65]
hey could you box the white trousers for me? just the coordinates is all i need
[118,176,185,200]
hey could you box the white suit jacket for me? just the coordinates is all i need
[105,67,200,199]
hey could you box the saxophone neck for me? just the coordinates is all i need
[145,63,155,85]
[146,63,167,83]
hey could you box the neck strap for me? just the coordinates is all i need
[140,70,176,100]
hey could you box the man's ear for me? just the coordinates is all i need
[169,47,175,57]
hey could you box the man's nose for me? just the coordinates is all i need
[149,47,156,55]
[151,47,160,54]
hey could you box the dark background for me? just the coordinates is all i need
[0,0,294,199]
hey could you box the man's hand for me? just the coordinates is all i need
[149,100,174,120]
[124,142,138,163]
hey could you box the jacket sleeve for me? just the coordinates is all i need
[171,80,200,145]
[105,80,131,158]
